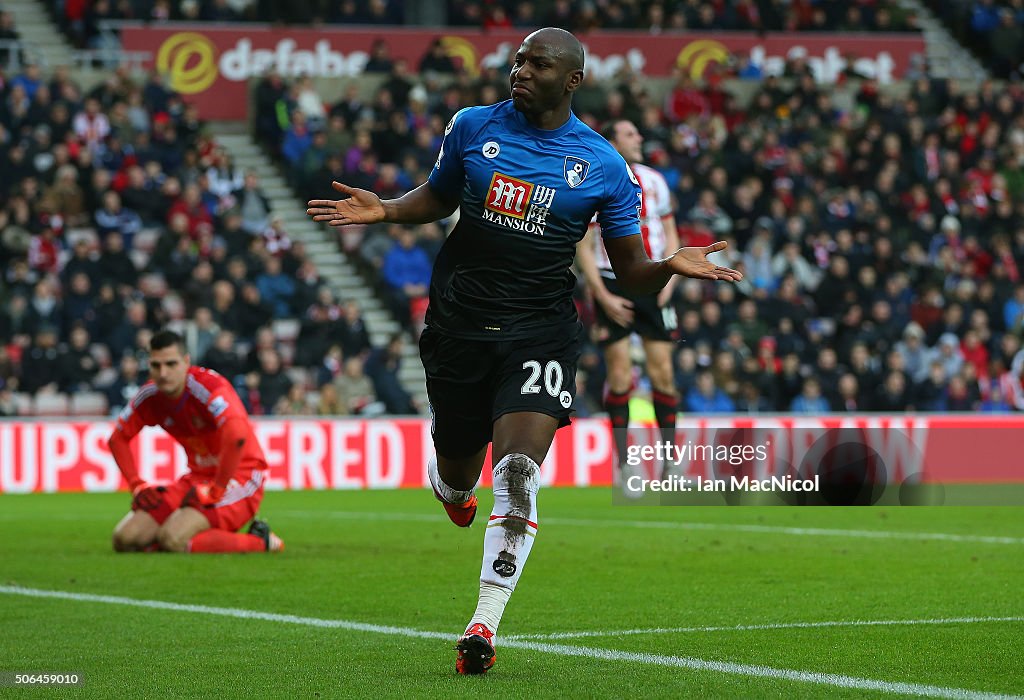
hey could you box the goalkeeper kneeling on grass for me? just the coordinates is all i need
[107,330,284,554]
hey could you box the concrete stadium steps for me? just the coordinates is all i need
[894,0,988,80]
[213,130,428,410]
[2,0,74,67]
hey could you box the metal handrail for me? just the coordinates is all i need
[0,39,47,71]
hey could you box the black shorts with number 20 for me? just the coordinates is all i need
[419,323,582,460]
[594,276,678,346]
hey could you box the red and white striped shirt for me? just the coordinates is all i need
[590,162,672,279]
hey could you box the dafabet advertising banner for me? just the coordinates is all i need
[119,25,926,120]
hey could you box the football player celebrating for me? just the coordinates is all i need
[306,27,739,674]
[108,330,283,554]
[577,119,681,480]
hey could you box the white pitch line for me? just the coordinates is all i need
[506,616,1024,641]
[278,509,1024,545]
[1,586,1021,700]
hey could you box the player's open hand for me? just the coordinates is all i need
[598,292,635,327]
[667,242,743,282]
[306,181,386,226]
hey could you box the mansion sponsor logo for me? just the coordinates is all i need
[483,173,557,235]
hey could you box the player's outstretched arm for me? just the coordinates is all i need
[605,235,742,295]
[307,181,457,227]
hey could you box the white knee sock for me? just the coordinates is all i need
[471,453,540,634]
[428,455,474,504]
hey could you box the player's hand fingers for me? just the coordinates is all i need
[306,200,335,208]
[332,181,356,195]
[703,241,728,254]
[312,214,341,222]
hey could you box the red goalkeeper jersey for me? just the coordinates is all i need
[115,366,267,476]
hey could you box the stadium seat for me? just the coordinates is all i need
[89,343,112,369]
[133,228,161,253]
[278,343,296,367]
[70,392,109,416]
[11,392,33,416]
[272,319,301,343]
[33,394,70,416]
[163,293,186,321]
[65,228,100,250]
[286,366,311,389]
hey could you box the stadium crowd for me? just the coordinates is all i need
[46,0,919,51]
[4,6,1024,416]
[253,37,1024,415]
[0,20,416,417]
[929,0,1024,79]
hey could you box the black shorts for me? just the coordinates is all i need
[419,323,582,459]
[593,276,678,346]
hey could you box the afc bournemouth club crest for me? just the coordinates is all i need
[564,156,590,188]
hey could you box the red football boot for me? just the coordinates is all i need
[456,622,496,675]
[432,488,477,528]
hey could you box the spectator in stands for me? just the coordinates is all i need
[340,300,372,358]
[365,334,415,414]
[418,38,458,76]
[334,356,379,415]
[381,227,431,327]
[28,226,60,277]
[62,238,100,289]
[236,284,274,342]
[256,348,291,414]
[364,38,394,74]
[73,97,110,152]
[107,300,148,361]
[282,110,313,176]
[233,170,272,235]
[97,232,138,290]
[201,329,243,382]
[26,279,62,332]
[94,190,142,249]
[41,164,88,227]
[184,307,219,361]
[63,271,98,335]
[255,256,296,318]
[167,183,213,238]
[686,371,735,413]
[790,377,830,413]
[120,165,164,225]
[20,326,61,395]
[874,370,911,411]
[275,383,314,416]
[182,261,216,316]
[57,324,98,392]
[316,382,345,415]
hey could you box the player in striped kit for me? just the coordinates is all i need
[577,119,682,479]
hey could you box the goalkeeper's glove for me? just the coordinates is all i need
[131,482,166,511]
[185,483,226,509]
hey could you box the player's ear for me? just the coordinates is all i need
[566,69,583,94]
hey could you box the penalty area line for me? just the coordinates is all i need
[1,585,1020,700]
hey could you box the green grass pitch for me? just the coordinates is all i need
[1,488,1022,698]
